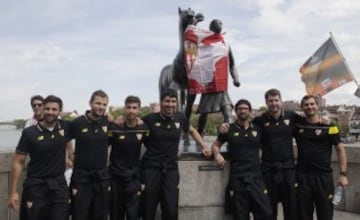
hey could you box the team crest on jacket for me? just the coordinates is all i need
[136,133,142,140]
[175,122,180,129]
[59,129,64,136]
[252,131,258,137]
[102,126,107,133]
[284,119,290,126]
[81,128,88,133]
[155,122,161,127]
[315,129,322,136]
[299,129,304,133]
[37,135,44,141]
[26,201,33,209]
[264,122,270,127]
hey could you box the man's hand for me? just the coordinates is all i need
[338,175,349,187]
[8,192,19,210]
[320,115,331,125]
[136,117,144,125]
[115,115,125,127]
[214,153,225,168]
[201,147,212,158]
[106,113,114,122]
[219,123,230,134]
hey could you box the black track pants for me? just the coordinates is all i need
[70,180,111,220]
[226,177,272,220]
[20,177,69,220]
[110,176,140,220]
[140,168,179,220]
[262,168,298,220]
[297,172,334,220]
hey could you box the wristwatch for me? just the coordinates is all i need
[340,171,347,176]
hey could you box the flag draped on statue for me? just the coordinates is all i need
[184,25,229,95]
[299,35,354,96]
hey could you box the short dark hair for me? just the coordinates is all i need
[160,88,177,101]
[44,95,63,111]
[265,88,281,100]
[125,95,141,106]
[90,90,108,103]
[30,95,44,106]
[235,99,252,111]
[301,95,318,107]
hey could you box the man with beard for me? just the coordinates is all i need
[141,88,211,220]
[69,90,111,220]
[221,89,300,220]
[25,95,44,128]
[212,99,272,220]
[251,89,301,220]
[109,95,148,220]
[294,95,349,220]
[9,95,71,220]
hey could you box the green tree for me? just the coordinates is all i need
[190,112,224,136]
[110,107,151,120]
[13,119,26,129]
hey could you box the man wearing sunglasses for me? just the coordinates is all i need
[9,95,72,220]
[25,95,44,128]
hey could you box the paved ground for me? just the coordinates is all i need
[333,210,360,220]
[275,208,360,220]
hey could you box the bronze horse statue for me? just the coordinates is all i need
[158,7,203,112]
[159,8,240,146]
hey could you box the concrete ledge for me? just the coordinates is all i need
[179,206,232,220]
[331,146,360,213]
[179,160,229,207]
[1,142,360,220]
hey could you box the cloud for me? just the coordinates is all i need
[0,0,359,120]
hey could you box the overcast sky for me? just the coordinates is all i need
[1,0,360,121]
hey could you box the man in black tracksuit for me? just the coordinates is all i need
[69,90,111,220]
[294,95,349,220]
[252,89,301,220]
[109,96,148,220]
[212,99,272,220]
[140,89,211,220]
[9,95,71,220]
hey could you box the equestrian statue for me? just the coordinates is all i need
[159,7,240,147]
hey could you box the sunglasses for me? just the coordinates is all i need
[32,103,43,108]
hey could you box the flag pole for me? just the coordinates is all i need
[329,32,360,86]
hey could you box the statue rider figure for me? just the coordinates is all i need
[196,19,240,136]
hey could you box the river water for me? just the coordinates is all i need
[0,127,22,151]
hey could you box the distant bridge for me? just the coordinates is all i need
[0,121,15,126]
[0,121,22,129]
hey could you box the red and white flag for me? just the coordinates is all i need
[184,25,229,95]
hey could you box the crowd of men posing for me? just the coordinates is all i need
[8,88,349,220]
